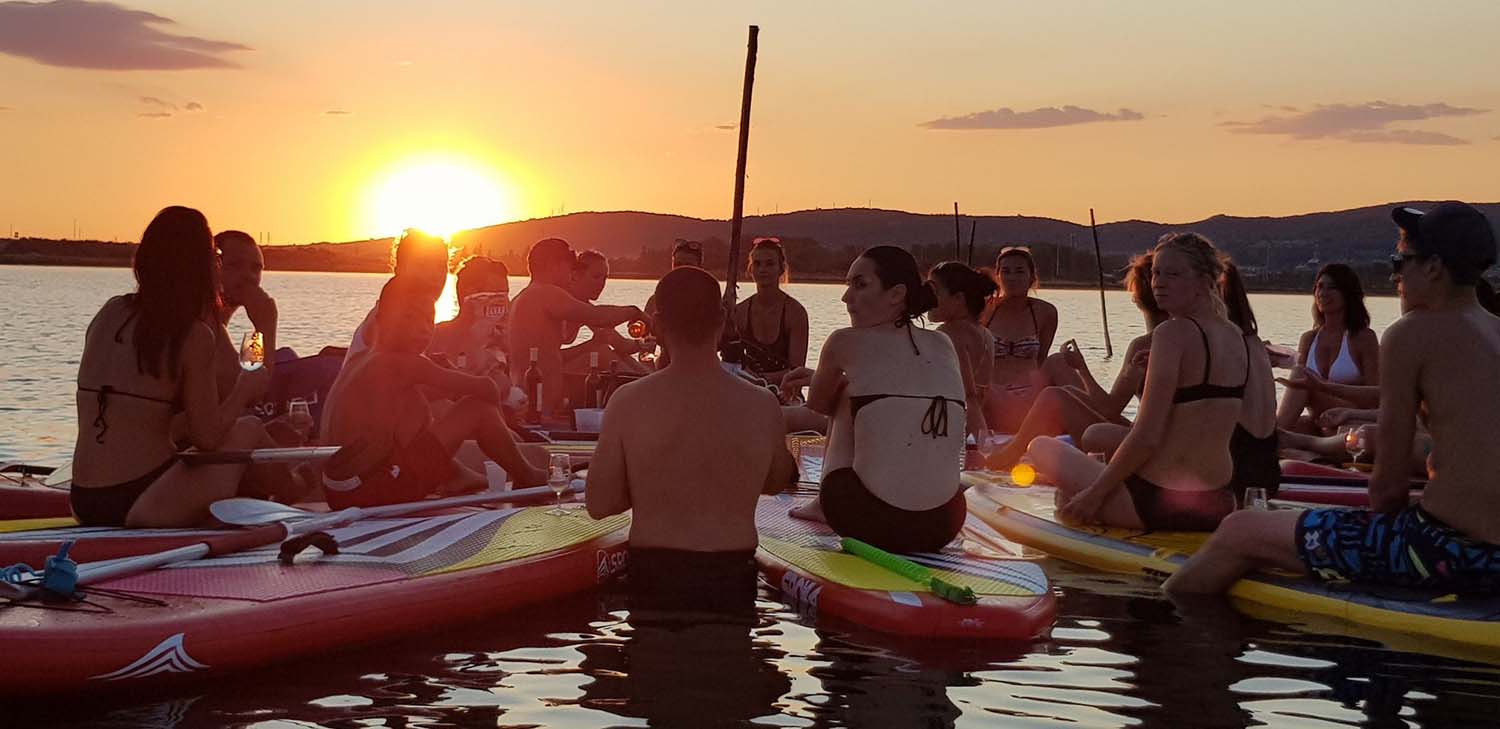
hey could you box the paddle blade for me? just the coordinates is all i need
[211,498,321,526]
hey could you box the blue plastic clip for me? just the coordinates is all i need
[41,540,78,600]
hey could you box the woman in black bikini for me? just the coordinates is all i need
[1028,233,1249,530]
[725,238,809,385]
[782,246,967,553]
[71,206,276,527]
[981,247,1060,432]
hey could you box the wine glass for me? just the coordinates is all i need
[975,429,996,473]
[547,453,573,516]
[1346,425,1371,467]
[240,331,265,371]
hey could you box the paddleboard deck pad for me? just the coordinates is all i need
[969,483,1500,651]
[755,494,1054,639]
[1,506,628,695]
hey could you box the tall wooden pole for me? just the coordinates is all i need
[953,202,961,260]
[725,25,759,305]
[1089,208,1114,358]
[967,220,977,266]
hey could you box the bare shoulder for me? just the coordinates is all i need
[1033,297,1059,318]
[1297,328,1317,347]
[1151,318,1196,346]
[1351,326,1380,348]
[181,320,219,353]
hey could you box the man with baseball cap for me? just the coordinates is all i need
[1168,201,1500,596]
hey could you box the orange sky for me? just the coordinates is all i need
[1,1,1497,243]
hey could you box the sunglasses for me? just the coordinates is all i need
[1390,252,1425,275]
[673,239,703,253]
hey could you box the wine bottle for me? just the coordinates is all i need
[523,347,543,424]
[583,352,603,409]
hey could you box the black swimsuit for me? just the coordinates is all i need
[1123,319,1245,531]
[71,309,183,526]
[736,294,794,376]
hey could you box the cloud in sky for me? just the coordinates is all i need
[325,109,350,115]
[1223,101,1486,145]
[0,0,251,70]
[139,95,174,110]
[715,123,736,130]
[184,101,202,112]
[921,105,1145,130]
[0,105,12,111]
[137,111,170,118]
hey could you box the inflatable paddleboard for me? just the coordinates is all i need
[756,495,1054,638]
[968,483,1500,651]
[0,507,629,695]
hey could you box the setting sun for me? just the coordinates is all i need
[366,157,516,239]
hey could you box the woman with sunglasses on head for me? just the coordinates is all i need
[981,247,1061,432]
[1025,233,1250,530]
[723,238,809,386]
[1275,263,1380,434]
[781,246,967,553]
[986,253,1165,468]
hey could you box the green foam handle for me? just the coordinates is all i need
[840,538,978,606]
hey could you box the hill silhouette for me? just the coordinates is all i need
[4,202,1496,288]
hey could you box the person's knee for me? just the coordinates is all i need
[1080,423,1115,452]
[1026,435,1065,461]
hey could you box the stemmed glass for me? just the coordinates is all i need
[547,453,573,516]
[286,398,313,443]
[240,331,265,371]
[975,428,996,473]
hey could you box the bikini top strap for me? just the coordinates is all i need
[1185,317,1212,383]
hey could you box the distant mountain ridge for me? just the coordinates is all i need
[3,201,1496,275]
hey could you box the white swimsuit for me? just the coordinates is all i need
[1307,330,1362,385]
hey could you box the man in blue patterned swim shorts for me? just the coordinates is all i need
[1166,201,1500,595]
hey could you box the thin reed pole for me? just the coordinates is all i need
[1089,208,1114,358]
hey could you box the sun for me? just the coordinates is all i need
[367,157,516,239]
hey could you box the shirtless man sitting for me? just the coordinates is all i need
[509,238,643,419]
[1167,202,1500,595]
[586,266,798,616]
[321,276,547,509]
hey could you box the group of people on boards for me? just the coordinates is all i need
[66,200,1500,613]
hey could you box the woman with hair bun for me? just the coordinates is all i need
[1027,233,1249,530]
[928,261,996,438]
[781,246,968,553]
[981,246,1060,432]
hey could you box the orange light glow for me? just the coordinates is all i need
[365,156,517,239]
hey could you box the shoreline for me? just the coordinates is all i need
[0,260,1391,296]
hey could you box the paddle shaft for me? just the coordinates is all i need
[181,446,343,465]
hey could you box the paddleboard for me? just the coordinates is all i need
[0,506,629,695]
[968,482,1500,651]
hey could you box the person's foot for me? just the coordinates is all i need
[788,499,826,523]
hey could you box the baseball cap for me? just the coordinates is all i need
[1392,202,1497,277]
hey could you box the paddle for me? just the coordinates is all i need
[8,478,588,603]
[211,481,585,526]
[840,537,978,605]
[179,446,343,465]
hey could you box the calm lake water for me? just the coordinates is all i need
[5,265,1498,729]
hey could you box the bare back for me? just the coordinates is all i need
[1387,306,1500,541]
[74,297,186,486]
[590,367,785,551]
[321,352,431,454]
[1135,316,1250,491]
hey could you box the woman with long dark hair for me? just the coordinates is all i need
[927,261,996,438]
[781,246,967,553]
[980,247,1060,432]
[71,206,275,527]
[1275,263,1380,432]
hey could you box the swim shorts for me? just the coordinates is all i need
[323,428,456,509]
[628,547,758,620]
[1296,505,1500,592]
[821,467,965,554]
